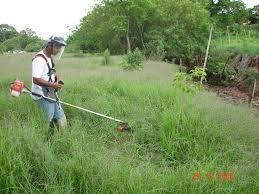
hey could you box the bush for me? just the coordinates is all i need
[206,47,236,85]
[144,38,166,61]
[190,67,207,82]
[241,68,259,87]
[102,48,111,65]
[25,41,43,52]
[1,37,19,51]
[65,43,81,53]
[72,51,86,57]
[0,44,5,54]
[121,48,144,70]
[172,71,203,95]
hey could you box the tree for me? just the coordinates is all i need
[0,44,5,54]
[0,24,18,43]
[68,0,156,54]
[103,0,155,53]
[1,37,20,51]
[208,0,249,28]
[248,5,259,24]
[20,28,36,37]
[155,0,209,64]
[25,40,43,52]
[68,0,210,66]
[1,28,43,51]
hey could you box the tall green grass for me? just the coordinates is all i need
[0,72,258,193]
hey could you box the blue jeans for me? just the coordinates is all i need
[36,98,66,124]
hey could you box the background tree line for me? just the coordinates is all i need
[0,24,43,54]
[66,0,258,66]
[0,0,258,63]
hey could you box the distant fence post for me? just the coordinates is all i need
[250,79,257,106]
[227,26,230,44]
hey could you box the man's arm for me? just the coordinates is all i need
[33,77,63,91]
[55,72,60,83]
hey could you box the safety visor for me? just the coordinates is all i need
[52,44,65,60]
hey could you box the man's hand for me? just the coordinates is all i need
[52,82,63,91]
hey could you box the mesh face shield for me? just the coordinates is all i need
[47,36,66,60]
[53,45,65,60]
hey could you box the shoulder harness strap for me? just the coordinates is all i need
[33,54,54,82]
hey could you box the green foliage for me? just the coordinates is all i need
[2,35,42,52]
[0,24,18,43]
[242,68,259,87]
[212,31,259,56]
[0,44,5,54]
[72,53,85,58]
[65,42,81,53]
[248,4,259,24]
[0,26,43,52]
[121,48,144,70]
[68,0,210,65]
[208,0,249,28]
[158,0,209,64]
[190,66,207,82]
[25,40,43,52]
[172,71,203,95]
[205,33,259,85]
[207,63,236,85]
[1,36,20,51]
[102,48,111,65]
[144,35,166,60]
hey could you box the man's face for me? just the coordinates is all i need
[52,44,61,55]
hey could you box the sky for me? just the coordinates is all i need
[0,0,258,40]
[0,0,97,39]
[242,0,259,8]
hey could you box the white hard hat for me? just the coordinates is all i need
[47,36,66,47]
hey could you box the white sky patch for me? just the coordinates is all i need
[242,0,259,8]
[0,0,97,40]
[0,0,258,40]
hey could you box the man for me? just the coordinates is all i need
[31,36,67,132]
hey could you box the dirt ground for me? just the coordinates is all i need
[205,84,259,108]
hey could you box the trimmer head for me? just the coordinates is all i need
[116,122,131,132]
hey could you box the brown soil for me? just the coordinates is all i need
[205,84,259,108]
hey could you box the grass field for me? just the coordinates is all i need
[212,35,259,56]
[0,53,258,193]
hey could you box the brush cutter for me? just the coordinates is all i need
[10,79,131,132]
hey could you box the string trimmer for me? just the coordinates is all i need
[10,79,131,132]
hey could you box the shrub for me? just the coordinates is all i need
[102,48,111,65]
[66,43,81,53]
[121,48,144,70]
[190,67,207,82]
[72,51,85,58]
[25,41,42,52]
[172,71,203,95]
[0,44,5,54]
[144,38,166,61]
[241,68,259,87]
[206,47,236,85]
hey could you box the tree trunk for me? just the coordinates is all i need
[138,25,145,49]
[126,18,131,54]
